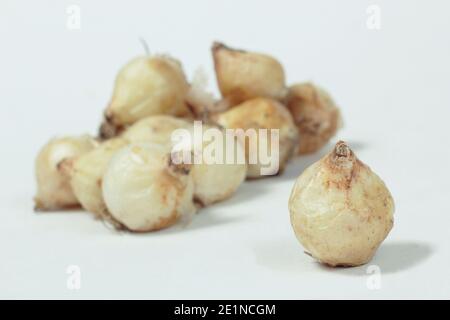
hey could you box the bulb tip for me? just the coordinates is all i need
[212,41,225,52]
[334,140,350,157]
[212,41,245,54]
[329,140,356,167]
[168,151,191,175]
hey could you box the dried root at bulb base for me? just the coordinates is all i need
[214,97,299,178]
[285,82,342,155]
[102,144,196,232]
[212,42,287,107]
[185,68,225,118]
[288,141,394,267]
[99,111,125,140]
[68,138,128,227]
[99,55,191,139]
[34,135,97,211]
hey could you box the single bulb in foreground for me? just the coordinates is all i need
[34,135,97,211]
[289,141,394,267]
[102,143,196,232]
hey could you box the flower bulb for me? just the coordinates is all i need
[69,138,128,224]
[212,42,286,107]
[99,55,191,138]
[185,68,220,117]
[189,124,247,206]
[102,143,196,232]
[34,135,97,210]
[289,141,395,267]
[214,97,298,178]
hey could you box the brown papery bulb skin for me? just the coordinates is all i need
[212,42,287,107]
[99,55,191,139]
[34,135,97,211]
[289,141,394,267]
[214,97,299,178]
[285,82,342,155]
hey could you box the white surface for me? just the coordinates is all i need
[1,0,449,299]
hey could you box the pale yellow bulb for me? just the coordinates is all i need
[285,82,342,154]
[189,124,247,206]
[69,138,128,224]
[34,135,97,210]
[102,143,196,232]
[212,42,286,107]
[125,117,247,205]
[122,115,192,146]
[214,98,298,178]
[100,55,191,138]
[289,141,394,267]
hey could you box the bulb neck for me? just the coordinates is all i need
[329,141,355,169]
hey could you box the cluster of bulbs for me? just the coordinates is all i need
[34,42,394,267]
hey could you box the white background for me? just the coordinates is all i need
[1,0,449,299]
